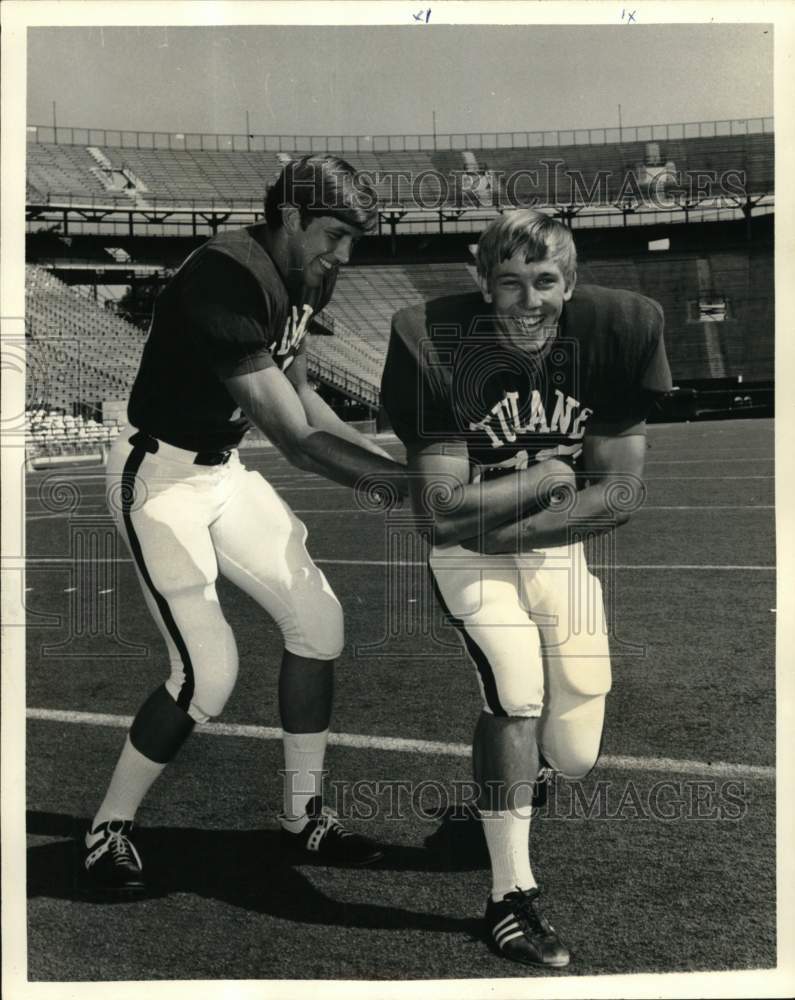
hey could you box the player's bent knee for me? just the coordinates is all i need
[544,743,601,780]
[489,664,545,718]
[283,632,343,662]
[165,619,239,721]
[483,690,543,718]
[540,694,605,779]
[492,697,543,719]
[282,593,344,661]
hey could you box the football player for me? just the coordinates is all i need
[381,209,671,968]
[83,155,407,896]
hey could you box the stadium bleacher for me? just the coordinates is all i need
[24,117,773,435]
[27,142,109,199]
[26,126,773,207]
[475,133,774,202]
[25,264,147,417]
[24,242,773,434]
[328,262,479,345]
[24,264,383,418]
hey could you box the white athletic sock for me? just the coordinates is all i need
[90,736,166,833]
[281,728,329,821]
[480,805,537,901]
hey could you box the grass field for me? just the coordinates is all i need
[23,417,776,983]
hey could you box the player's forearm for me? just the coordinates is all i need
[427,460,573,547]
[290,427,407,496]
[468,479,635,553]
[299,387,393,459]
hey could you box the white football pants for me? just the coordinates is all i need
[430,542,611,779]
[106,426,344,723]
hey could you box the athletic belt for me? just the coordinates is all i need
[129,429,232,467]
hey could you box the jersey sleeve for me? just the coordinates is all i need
[381,309,456,447]
[179,252,276,379]
[590,294,672,428]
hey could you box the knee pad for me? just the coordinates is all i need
[476,647,545,719]
[543,743,602,781]
[551,654,612,698]
[483,689,543,719]
[546,573,612,697]
[281,586,344,661]
[540,694,605,779]
[446,595,545,719]
[165,617,239,722]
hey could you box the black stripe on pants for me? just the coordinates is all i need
[120,438,196,713]
[430,570,507,717]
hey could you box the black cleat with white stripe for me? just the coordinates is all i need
[82,819,145,897]
[279,795,385,866]
[485,886,570,968]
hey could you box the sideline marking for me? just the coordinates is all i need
[26,707,774,781]
[23,504,776,522]
[15,556,776,570]
[644,458,774,465]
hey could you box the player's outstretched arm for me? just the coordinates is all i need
[225,365,407,494]
[465,429,647,554]
[286,350,394,461]
[407,439,576,547]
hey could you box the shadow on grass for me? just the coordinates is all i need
[27,810,483,936]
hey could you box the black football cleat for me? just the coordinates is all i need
[81,819,145,898]
[485,886,571,968]
[279,795,384,866]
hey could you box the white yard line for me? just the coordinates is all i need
[26,707,773,781]
[643,476,773,481]
[15,556,776,570]
[644,458,773,464]
[23,504,775,522]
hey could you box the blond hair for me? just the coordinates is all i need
[475,209,577,287]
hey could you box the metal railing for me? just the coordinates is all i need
[27,116,773,152]
[306,353,379,406]
[312,309,369,343]
[26,191,265,212]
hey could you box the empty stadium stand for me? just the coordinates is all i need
[25,406,121,460]
[26,265,146,413]
[24,242,773,436]
[474,133,774,203]
[24,116,774,428]
[27,142,110,199]
[24,264,381,415]
[26,120,774,209]
[328,262,479,345]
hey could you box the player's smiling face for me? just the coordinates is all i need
[486,254,575,354]
[288,215,363,288]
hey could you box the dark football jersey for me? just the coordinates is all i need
[128,226,336,451]
[381,286,672,478]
